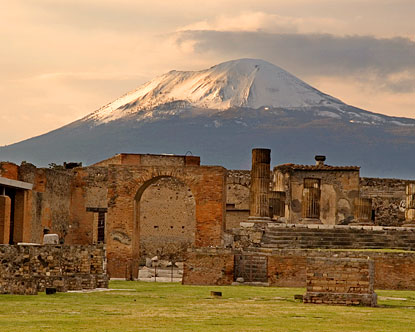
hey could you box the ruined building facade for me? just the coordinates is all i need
[1,151,414,280]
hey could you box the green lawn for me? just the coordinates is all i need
[0,281,414,331]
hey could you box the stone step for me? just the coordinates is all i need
[138,267,183,279]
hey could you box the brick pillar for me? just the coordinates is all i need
[249,148,271,221]
[12,190,32,243]
[0,195,11,244]
[405,183,415,225]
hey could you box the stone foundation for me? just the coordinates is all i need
[0,244,108,295]
[229,223,415,251]
[183,248,415,290]
[303,257,377,306]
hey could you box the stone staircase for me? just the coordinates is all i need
[260,225,415,251]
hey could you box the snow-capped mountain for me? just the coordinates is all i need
[83,58,413,127]
[87,59,343,123]
[1,59,415,178]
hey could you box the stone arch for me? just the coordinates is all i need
[134,175,196,262]
[106,165,226,279]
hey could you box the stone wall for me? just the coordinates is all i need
[19,163,74,244]
[139,177,196,261]
[106,164,226,279]
[274,168,360,225]
[182,248,234,285]
[226,170,251,229]
[267,249,415,290]
[68,166,108,245]
[360,177,410,226]
[0,244,108,295]
[183,247,415,290]
[303,257,376,306]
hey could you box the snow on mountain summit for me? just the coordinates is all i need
[88,59,344,123]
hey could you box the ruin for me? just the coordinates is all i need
[303,257,377,306]
[1,148,415,298]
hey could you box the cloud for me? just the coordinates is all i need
[175,30,415,92]
[179,12,343,34]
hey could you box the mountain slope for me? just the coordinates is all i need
[1,59,415,178]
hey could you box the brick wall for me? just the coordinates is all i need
[182,248,234,285]
[183,248,415,290]
[0,244,108,295]
[139,177,196,261]
[0,162,19,180]
[106,165,226,278]
[303,257,376,306]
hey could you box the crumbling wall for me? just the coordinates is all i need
[360,177,409,226]
[182,248,234,285]
[0,244,108,295]
[226,170,251,229]
[18,163,73,243]
[0,162,19,180]
[183,248,415,290]
[67,167,108,244]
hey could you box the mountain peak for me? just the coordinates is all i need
[88,58,343,123]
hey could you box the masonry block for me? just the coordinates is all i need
[303,257,377,306]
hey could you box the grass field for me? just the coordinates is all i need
[0,281,414,331]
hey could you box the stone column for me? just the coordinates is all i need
[0,195,11,244]
[405,183,415,225]
[249,148,271,221]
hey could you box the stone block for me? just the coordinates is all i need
[43,234,59,244]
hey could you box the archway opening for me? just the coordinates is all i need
[135,176,196,265]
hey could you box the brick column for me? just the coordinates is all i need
[0,195,11,244]
[249,148,271,222]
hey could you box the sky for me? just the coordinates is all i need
[1,0,414,146]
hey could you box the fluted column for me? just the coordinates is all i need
[249,148,271,221]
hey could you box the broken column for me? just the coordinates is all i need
[0,194,11,244]
[249,148,271,222]
[405,183,415,225]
